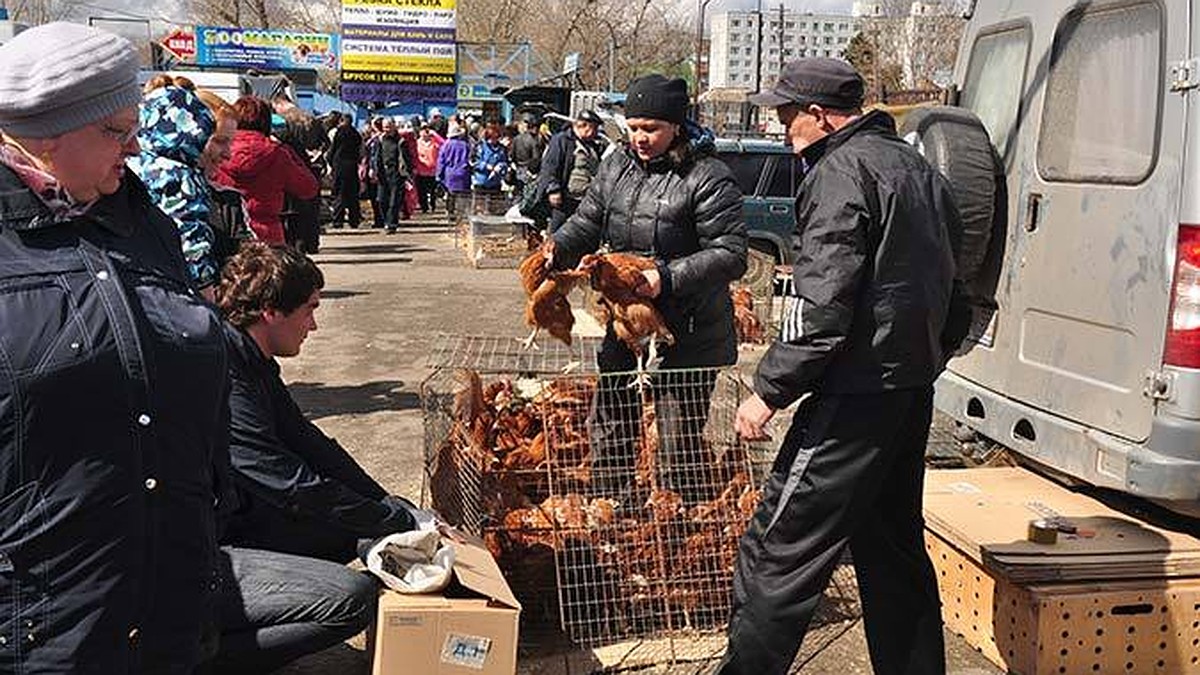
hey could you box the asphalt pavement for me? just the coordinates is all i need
[273,219,1003,675]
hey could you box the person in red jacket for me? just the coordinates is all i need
[216,96,319,245]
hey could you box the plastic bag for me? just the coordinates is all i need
[365,530,455,594]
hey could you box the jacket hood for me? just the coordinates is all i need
[683,119,717,155]
[137,86,215,166]
[222,130,285,179]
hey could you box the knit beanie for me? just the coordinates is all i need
[624,74,690,125]
[0,22,142,139]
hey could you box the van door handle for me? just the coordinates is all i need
[769,205,790,214]
[1025,192,1043,232]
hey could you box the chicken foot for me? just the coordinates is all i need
[626,335,660,391]
[518,327,541,351]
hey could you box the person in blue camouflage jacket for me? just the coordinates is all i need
[129,85,221,296]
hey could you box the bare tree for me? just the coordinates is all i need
[7,0,74,24]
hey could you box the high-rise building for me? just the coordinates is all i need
[707,8,863,90]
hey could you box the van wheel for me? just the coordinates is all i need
[899,106,1003,285]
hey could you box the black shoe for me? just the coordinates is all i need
[385,227,397,235]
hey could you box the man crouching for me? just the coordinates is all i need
[202,243,420,673]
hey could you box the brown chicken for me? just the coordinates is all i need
[517,237,589,349]
[580,252,676,387]
[731,286,767,345]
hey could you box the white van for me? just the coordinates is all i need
[921,0,1200,517]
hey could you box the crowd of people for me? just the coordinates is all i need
[0,18,971,675]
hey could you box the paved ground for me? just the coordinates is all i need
[272,219,1004,674]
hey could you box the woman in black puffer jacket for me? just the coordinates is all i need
[552,74,748,507]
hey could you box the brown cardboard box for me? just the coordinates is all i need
[370,534,521,675]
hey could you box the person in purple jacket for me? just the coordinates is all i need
[436,120,471,216]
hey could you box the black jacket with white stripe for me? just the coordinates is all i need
[754,110,965,409]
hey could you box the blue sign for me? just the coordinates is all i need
[195,27,340,70]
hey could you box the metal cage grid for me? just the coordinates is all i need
[542,368,757,647]
[421,336,864,667]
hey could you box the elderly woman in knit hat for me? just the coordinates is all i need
[548,74,748,506]
[0,23,228,672]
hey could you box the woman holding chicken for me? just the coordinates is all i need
[551,74,748,507]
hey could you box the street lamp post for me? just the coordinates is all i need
[694,0,713,97]
[594,16,618,93]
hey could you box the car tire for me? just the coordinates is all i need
[899,106,1003,285]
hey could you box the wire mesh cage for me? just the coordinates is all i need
[465,215,535,269]
[732,248,776,346]
[422,335,863,668]
[421,335,604,622]
[544,367,757,647]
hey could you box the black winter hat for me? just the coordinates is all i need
[624,74,689,125]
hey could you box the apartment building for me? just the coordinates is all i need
[707,9,861,90]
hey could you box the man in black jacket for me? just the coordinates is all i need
[216,243,416,563]
[375,118,410,233]
[538,109,606,232]
[327,113,363,228]
[509,113,544,192]
[719,59,968,675]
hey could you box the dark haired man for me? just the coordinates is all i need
[719,58,969,674]
[201,243,422,673]
[216,243,417,562]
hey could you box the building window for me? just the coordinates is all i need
[732,19,741,27]
[824,36,833,44]
[785,21,794,29]
[769,48,778,55]
[744,47,753,55]
[839,23,848,30]
[784,48,794,56]
[731,34,740,42]
[799,35,806,44]
[838,36,847,44]
[825,22,834,31]
[799,49,807,57]
[824,49,832,56]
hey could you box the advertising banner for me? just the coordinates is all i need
[196,26,340,70]
[340,0,456,103]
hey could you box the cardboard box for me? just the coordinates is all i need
[371,535,521,675]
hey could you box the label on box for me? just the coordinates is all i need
[440,633,491,670]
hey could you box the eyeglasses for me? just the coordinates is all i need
[97,122,141,145]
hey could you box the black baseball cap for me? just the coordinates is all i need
[577,109,602,125]
[749,57,865,110]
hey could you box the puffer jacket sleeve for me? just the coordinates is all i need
[552,149,622,268]
[754,166,870,410]
[165,171,220,288]
[664,158,748,297]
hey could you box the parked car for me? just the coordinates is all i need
[713,137,803,281]
[916,0,1200,517]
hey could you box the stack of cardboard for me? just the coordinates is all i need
[924,468,1200,583]
[924,467,1200,675]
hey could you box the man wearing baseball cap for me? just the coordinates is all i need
[721,58,968,674]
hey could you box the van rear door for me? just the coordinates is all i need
[957,1,1185,443]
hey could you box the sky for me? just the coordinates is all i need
[71,0,859,30]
